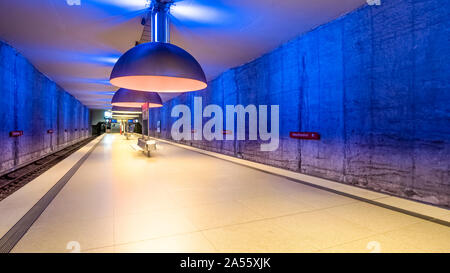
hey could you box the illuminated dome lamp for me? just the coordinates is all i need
[111,88,163,108]
[111,106,143,114]
[110,0,207,92]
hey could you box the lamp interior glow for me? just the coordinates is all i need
[110,75,207,93]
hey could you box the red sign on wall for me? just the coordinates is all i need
[289,132,320,140]
[142,102,149,120]
[9,131,24,137]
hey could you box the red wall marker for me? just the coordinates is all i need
[142,102,149,111]
[9,131,24,137]
[289,132,320,140]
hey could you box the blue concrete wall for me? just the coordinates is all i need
[0,40,90,174]
[149,0,449,207]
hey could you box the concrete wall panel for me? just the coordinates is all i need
[0,40,90,174]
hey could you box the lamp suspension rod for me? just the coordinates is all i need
[150,0,172,43]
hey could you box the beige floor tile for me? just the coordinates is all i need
[35,194,114,225]
[375,197,449,220]
[168,188,238,208]
[114,232,216,253]
[269,210,376,249]
[83,246,115,253]
[237,194,317,218]
[382,222,450,253]
[202,219,319,253]
[0,225,10,238]
[113,189,180,216]
[319,234,425,253]
[12,217,114,253]
[180,200,264,230]
[219,185,288,201]
[114,209,198,245]
[0,136,104,238]
[324,202,422,233]
[440,214,450,223]
[0,203,34,231]
[265,179,324,196]
[288,187,357,209]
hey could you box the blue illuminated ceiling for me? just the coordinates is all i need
[0,0,365,109]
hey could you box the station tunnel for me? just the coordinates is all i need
[0,0,448,255]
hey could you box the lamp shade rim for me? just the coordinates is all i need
[111,102,163,108]
[110,75,207,92]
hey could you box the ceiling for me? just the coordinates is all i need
[0,0,365,109]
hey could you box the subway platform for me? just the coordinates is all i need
[0,134,448,253]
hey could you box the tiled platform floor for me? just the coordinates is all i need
[10,134,450,253]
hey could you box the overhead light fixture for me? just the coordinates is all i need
[112,114,140,119]
[110,0,207,92]
[111,88,163,108]
[111,106,143,114]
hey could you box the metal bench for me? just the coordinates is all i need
[136,138,157,157]
[123,132,131,140]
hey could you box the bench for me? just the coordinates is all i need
[136,138,157,157]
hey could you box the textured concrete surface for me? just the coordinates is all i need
[0,40,90,175]
[149,0,450,207]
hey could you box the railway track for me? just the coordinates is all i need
[0,136,97,201]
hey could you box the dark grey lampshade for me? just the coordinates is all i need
[110,42,207,92]
[111,88,162,108]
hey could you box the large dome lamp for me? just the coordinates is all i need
[110,0,207,92]
[111,88,163,108]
